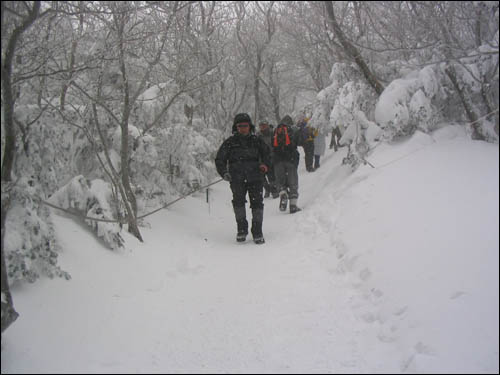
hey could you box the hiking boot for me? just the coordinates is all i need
[253,235,265,244]
[251,219,265,244]
[236,230,247,242]
[289,198,301,214]
[236,215,248,242]
[279,190,288,211]
[236,223,248,242]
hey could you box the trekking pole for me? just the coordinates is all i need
[206,186,211,215]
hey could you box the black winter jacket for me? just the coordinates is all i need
[257,128,273,149]
[215,133,271,183]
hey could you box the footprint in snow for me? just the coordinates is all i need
[450,291,466,299]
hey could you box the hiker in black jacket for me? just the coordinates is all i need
[215,113,271,244]
[257,119,278,199]
[272,115,302,214]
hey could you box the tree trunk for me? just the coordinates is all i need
[444,65,484,140]
[1,2,40,334]
[324,1,384,96]
[480,81,493,120]
[117,11,143,242]
[272,85,280,125]
[2,1,41,181]
[437,9,484,141]
[268,63,280,124]
[1,65,16,182]
[90,102,143,243]
[120,123,143,242]
[254,52,263,123]
[60,4,83,111]
[1,187,19,333]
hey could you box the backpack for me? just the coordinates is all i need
[273,124,293,152]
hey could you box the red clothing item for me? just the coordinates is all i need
[273,125,291,146]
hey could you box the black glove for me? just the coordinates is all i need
[223,172,231,182]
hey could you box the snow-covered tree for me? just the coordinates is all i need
[374,65,442,140]
[4,177,70,283]
[47,176,124,250]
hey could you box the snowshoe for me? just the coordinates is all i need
[279,191,288,212]
[289,205,301,214]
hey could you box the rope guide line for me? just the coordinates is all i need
[40,178,223,224]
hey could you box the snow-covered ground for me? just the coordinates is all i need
[1,125,498,373]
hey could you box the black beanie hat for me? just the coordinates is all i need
[232,113,255,133]
[279,115,294,127]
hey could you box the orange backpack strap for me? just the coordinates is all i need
[274,125,291,147]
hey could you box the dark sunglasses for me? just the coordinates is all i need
[237,123,250,128]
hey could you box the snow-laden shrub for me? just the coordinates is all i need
[331,80,378,134]
[328,62,365,91]
[308,85,337,132]
[128,82,221,199]
[134,81,195,130]
[374,65,441,140]
[4,178,70,284]
[104,119,220,216]
[47,175,124,250]
[375,43,499,144]
[441,43,499,143]
[354,110,382,148]
[305,62,381,170]
[308,63,379,140]
[72,131,100,179]
[12,105,77,197]
[154,122,220,195]
[110,123,141,156]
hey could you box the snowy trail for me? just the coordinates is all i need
[2,128,498,373]
[2,147,389,373]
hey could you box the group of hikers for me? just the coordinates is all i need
[215,112,343,245]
